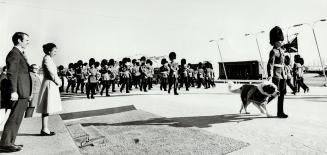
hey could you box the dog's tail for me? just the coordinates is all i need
[228,81,241,94]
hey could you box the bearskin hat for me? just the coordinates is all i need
[94,61,100,68]
[68,63,74,69]
[161,58,167,65]
[108,59,115,66]
[58,65,64,71]
[77,60,83,66]
[181,58,186,65]
[269,26,284,45]
[140,56,146,61]
[169,52,176,60]
[198,62,203,68]
[101,59,108,67]
[74,63,79,69]
[89,58,95,66]
[132,59,137,64]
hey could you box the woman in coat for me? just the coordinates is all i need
[37,43,62,136]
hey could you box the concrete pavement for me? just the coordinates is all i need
[0,82,326,154]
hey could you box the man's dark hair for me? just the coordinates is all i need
[12,32,29,46]
[2,66,7,72]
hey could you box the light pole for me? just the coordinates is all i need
[245,31,265,79]
[210,38,228,81]
[294,19,327,86]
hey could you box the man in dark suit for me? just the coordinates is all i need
[0,32,32,152]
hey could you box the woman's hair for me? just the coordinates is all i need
[43,43,56,55]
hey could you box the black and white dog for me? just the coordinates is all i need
[228,81,279,117]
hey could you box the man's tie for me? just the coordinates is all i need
[22,51,29,65]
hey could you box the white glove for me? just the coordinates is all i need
[11,92,18,101]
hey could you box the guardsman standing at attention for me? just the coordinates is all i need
[168,52,179,95]
[267,26,288,118]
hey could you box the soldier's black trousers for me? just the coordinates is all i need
[160,77,168,91]
[120,78,130,93]
[179,76,189,90]
[140,76,148,91]
[86,83,97,98]
[168,77,178,94]
[268,78,286,115]
[75,78,85,93]
[100,80,110,95]
[66,80,76,93]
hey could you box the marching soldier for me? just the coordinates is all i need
[178,58,189,91]
[205,62,215,88]
[119,58,130,93]
[66,63,76,93]
[75,60,86,93]
[159,58,169,91]
[131,59,141,89]
[108,59,117,93]
[86,58,98,99]
[139,56,148,92]
[187,63,195,87]
[197,62,206,88]
[168,52,179,95]
[146,59,154,90]
[57,65,65,92]
[100,59,110,96]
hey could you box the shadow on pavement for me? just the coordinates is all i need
[81,114,272,128]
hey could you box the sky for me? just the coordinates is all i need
[0,0,327,71]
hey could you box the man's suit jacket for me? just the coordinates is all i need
[6,47,32,99]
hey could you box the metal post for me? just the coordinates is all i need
[312,28,327,86]
[255,37,265,78]
[216,41,228,80]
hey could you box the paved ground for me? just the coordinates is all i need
[1,80,327,154]
[60,83,327,155]
[0,115,80,155]
[67,110,249,155]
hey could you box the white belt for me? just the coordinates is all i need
[273,64,284,67]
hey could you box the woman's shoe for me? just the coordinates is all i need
[40,130,56,136]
